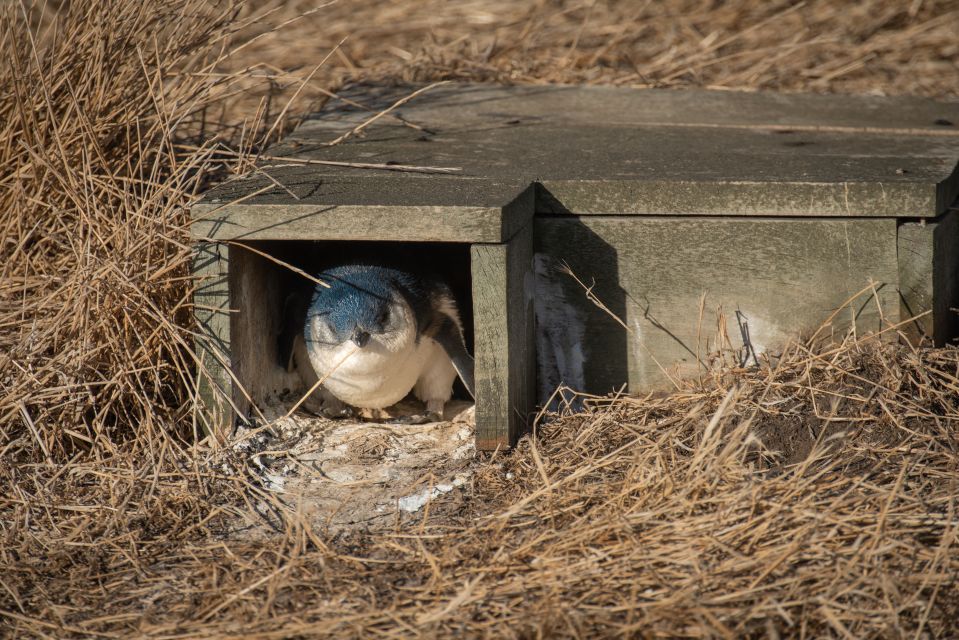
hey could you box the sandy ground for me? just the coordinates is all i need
[232,399,476,532]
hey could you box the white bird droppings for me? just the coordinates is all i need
[397,474,469,513]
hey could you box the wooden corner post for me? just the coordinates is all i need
[898,210,959,345]
[471,223,535,449]
[192,241,234,435]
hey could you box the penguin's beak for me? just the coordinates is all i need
[351,327,371,348]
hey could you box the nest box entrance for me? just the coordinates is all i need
[192,176,535,450]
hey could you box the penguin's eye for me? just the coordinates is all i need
[377,308,390,325]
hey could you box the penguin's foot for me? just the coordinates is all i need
[387,411,442,425]
[300,387,352,419]
[320,404,354,420]
[354,399,447,424]
[356,407,392,422]
[387,399,445,424]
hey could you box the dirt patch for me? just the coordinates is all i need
[752,413,852,467]
[751,387,911,472]
[231,399,476,533]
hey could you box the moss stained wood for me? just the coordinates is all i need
[535,217,901,393]
[195,84,959,224]
[898,211,959,345]
[472,223,534,448]
[192,242,232,433]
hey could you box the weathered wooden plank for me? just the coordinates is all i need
[193,177,534,243]
[898,211,959,344]
[227,246,304,423]
[535,178,940,218]
[248,84,959,218]
[241,122,958,218]
[534,216,900,396]
[192,241,233,434]
[191,84,959,449]
[899,222,936,342]
[194,204,510,243]
[471,223,534,449]
[313,84,959,136]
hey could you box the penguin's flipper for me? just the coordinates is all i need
[278,292,308,372]
[432,314,475,399]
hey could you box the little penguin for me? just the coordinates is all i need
[281,265,474,422]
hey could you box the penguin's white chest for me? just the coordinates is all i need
[306,335,449,409]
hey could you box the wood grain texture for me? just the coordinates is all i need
[471,224,534,449]
[228,247,302,423]
[194,204,515,243]
[898,211,959,344]
[196,84,959,218]
[192,242,233,434]
[534,216,900,395]
[189,84,959,447]
[317,83,959,136]
[192,177,534,243]
[898,222,936,342]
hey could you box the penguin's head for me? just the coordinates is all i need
[305,266,416,353]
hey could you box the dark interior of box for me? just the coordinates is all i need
[229,240,475,414]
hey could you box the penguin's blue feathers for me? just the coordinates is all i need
[308,265,435,345]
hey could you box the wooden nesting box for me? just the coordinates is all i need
[192,177,535,449]
[192,84,959,449]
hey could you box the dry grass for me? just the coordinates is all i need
[2,0,959,637]
[5,326,959,637]
[216,0,959,123]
